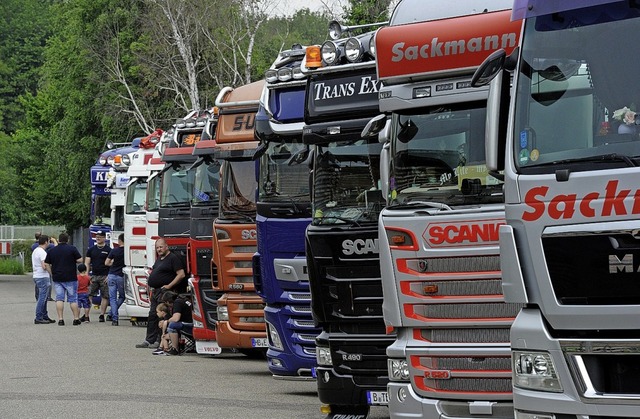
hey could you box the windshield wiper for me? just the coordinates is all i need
[391,201,453,211]
[317,216,361,227]
[527,153,638,168]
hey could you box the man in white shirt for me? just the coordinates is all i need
[32,235,55,324]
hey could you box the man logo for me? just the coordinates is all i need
[609,254,635,273]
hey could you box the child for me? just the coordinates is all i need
[77,264,91,322]
[152,303,171,355]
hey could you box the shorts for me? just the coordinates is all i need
[54,281,78,304]
[77,292,90,309]
[88,275,109,298]
[167,322,193,336]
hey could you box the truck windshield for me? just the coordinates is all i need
[147,174,160,212]
[126,179,147,214]
[160,164,194,207]
[219,160,257,221]
[311,138,383,226]
[259,139,310,203]
[514,3,640,174]
[93,195,112,225]
[390,102,502,207]
[193,161,221,206]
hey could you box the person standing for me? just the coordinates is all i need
[32,231,57,302]
[76,263,91,322]
[44,232,83,325]
[135,238,185,348]
[32,235,55,324]
[85,231,112,322]
[105,234,125,326]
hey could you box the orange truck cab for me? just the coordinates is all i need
[211,80,267,354]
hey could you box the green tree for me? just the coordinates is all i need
[0,0,53,134]
[343,0,392,25]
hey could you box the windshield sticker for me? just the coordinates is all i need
[530,149,540,162]
[519,149,530,165]
[520,131,528,149]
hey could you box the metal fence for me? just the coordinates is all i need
[0,225,66,241]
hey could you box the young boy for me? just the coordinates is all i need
[152,303,171,355]
[77,264,91,322]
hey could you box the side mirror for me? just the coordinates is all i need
[361,114,387,138]
[471,49,506,87]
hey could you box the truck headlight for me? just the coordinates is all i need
[266,322,283,351]
[316,347,332,366]
[217,306,229,321]
[193,319,204,328]
[513,351,562,392]
[388,359,410,382]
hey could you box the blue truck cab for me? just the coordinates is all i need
[253,45,321,380]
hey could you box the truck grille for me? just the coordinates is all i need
[416,377,512,393]
[198,277,222,329]
[411,302,522,320]
[562,341,640,398]
[543,233,640,305]
[331,338,394,377]
[418,328,511,344]
[227,299,266,332]
[398,251,519,399]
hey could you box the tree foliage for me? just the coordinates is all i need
[343,0,393,25]
[0,0,334,230]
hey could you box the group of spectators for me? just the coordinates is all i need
[32,231,192,356]
[135,238,192,356]
[31,231,125,326]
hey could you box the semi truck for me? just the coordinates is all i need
[211,80,267,354]
[122,129,163,324]
[106,139,141,250]
[189,111,222,355]
[143,129,171,293]
[475,1,640,417]
[369,1,523,417]
[158,111,208,288]
[253,45,320,379]
[301,27,389,417]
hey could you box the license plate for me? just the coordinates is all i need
[367,391,389,406]
[251,338,268,348]
[195,340,222,355]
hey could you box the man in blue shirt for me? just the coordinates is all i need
[44,232,83,326]
[105,234,125,326]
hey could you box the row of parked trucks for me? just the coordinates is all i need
[88,0,640,417]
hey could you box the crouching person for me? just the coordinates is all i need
[160,291,193,356]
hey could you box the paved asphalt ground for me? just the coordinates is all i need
[0,275,389,419]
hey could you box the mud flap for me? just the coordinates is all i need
[325,405,370,419]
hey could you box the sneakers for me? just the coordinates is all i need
[166,348,179,356]
[79,315,89,323]
[112,320,119,326]
[98,315,105,323]
[72,319,81,326]
[58,320,65,326]
[34,319,51,324]
[152,348,167,356]
[136,341,160,349]
[44,318,56,323]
